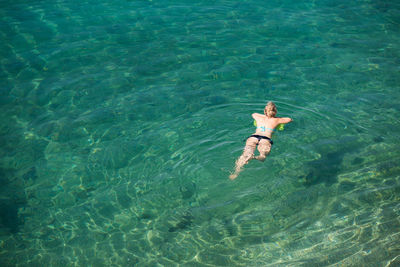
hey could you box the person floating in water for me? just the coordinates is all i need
[229,102,292,180]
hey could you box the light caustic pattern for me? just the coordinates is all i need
[0,0,400,266]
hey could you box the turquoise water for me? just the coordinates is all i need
[1,0,400,266]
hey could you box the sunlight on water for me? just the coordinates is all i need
[1,0,400,266]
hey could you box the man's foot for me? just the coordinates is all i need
[229,173,238,180]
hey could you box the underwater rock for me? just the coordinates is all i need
[139,212,154,220]
[0,199,24,234]
[338,180,356,192]
[351,157,364,165]
[207,95,228,106]
[0,168,13,186]
[179,182,196,199]
[168,211,194,232]
[22,167,38,181]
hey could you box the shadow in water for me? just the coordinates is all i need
[301,136,364,186]
[0,168,28,234]
[0,199,23,234]
[303,150,344,186]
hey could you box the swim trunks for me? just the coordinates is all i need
[248,135,273,145]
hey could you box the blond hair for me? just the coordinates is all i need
[264,102,277,118]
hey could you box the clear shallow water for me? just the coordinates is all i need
[1,0,400,266]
